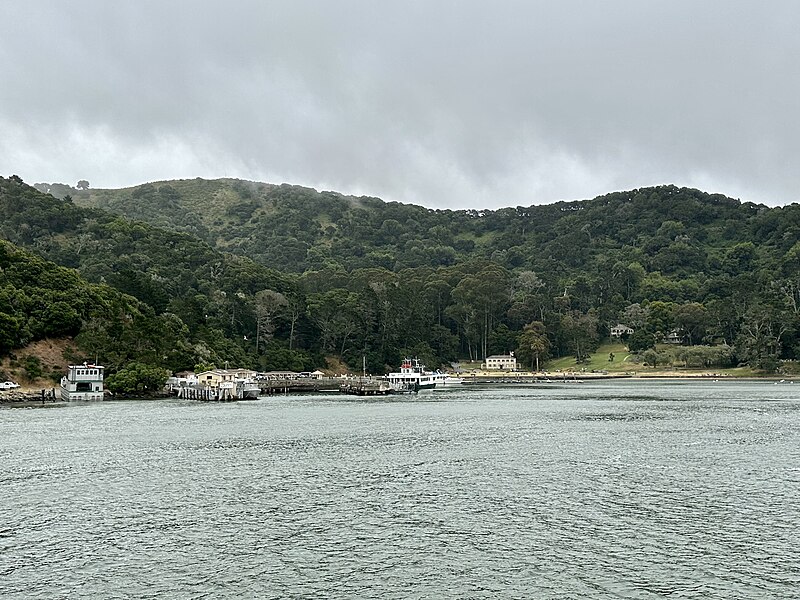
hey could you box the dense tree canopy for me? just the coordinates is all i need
[6,176,800,375]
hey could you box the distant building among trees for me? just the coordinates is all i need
[610,324,634,338]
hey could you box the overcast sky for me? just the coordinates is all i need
[2,1,798,209]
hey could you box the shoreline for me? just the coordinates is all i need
[2,374,792,408]
[462,371,788,382]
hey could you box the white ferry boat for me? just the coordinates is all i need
[387,358,442,390]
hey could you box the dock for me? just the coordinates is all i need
[339,380,395,396]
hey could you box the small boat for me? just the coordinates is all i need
[239,380,261,399]
[440,375,464,386]
[387,358,440,390]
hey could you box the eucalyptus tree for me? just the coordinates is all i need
[735,303,789,371]
[516,321,550,372]
[672,302,708,345]
[253,289,288,353]
[558,311,600,362]
[306,289,361,357]
[449,265,511,361]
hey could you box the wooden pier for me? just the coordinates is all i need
[173,377,425,400]
[259,378,341,395]
[339,381,394,396]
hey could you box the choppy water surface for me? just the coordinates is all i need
[2,381,799,599]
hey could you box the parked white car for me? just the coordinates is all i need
[0,381,20,390]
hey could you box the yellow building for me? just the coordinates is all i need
[197,368,257,389]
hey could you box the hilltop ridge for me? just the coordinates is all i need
[37,178,789,277]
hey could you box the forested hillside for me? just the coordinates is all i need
[0,238,196,376]
[1,176,314,374]
[7,175,800,376]
[57,178,799,279]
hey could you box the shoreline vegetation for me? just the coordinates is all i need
[2,342,793,408]
[1,369,790,408]
[4,177,800,390]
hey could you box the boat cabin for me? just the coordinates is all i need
[60,363,105,401]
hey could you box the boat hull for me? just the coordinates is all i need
[60,387,104,402]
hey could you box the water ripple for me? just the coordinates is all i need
[1,381,798,598]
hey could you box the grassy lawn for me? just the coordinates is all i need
[545,343,772,378]
[546,342,631,372]
[459,344,785,378]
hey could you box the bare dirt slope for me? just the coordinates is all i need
[1,338,77,391]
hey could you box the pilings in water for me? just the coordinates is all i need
[176,386,237,401]
[258,378,340,395]
[175,378,340,400]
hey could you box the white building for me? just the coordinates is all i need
[484,354,517,371]
[610,324,634,338]
[60,363,105,401]
[165,372,199,391]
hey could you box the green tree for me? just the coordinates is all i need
[559,311,599,363]
[735,304,787,372]
[253,289,288,353]
[450,265,511,360]
[306,289,360,356]
[106,362,171,394]
[621,303,649,330]
[0,312,22,354]
[488,323,518,355]
[628,329,656,352]
[641,348,671,369]
[645,301,676,338]
[673,302,708,345]
[516,321,550,372]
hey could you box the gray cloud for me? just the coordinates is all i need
[2,0,798,208]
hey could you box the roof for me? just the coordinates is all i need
[486,354,515,359]
[197,368,257,377]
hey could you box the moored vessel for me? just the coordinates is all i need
[60,363,105,401]
[440,375,464,386]
[239,380,261,399]
[387,358,440,390]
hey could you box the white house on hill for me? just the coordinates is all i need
[610,324,634,338]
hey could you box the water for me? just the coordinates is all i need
[1,381,799,598]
